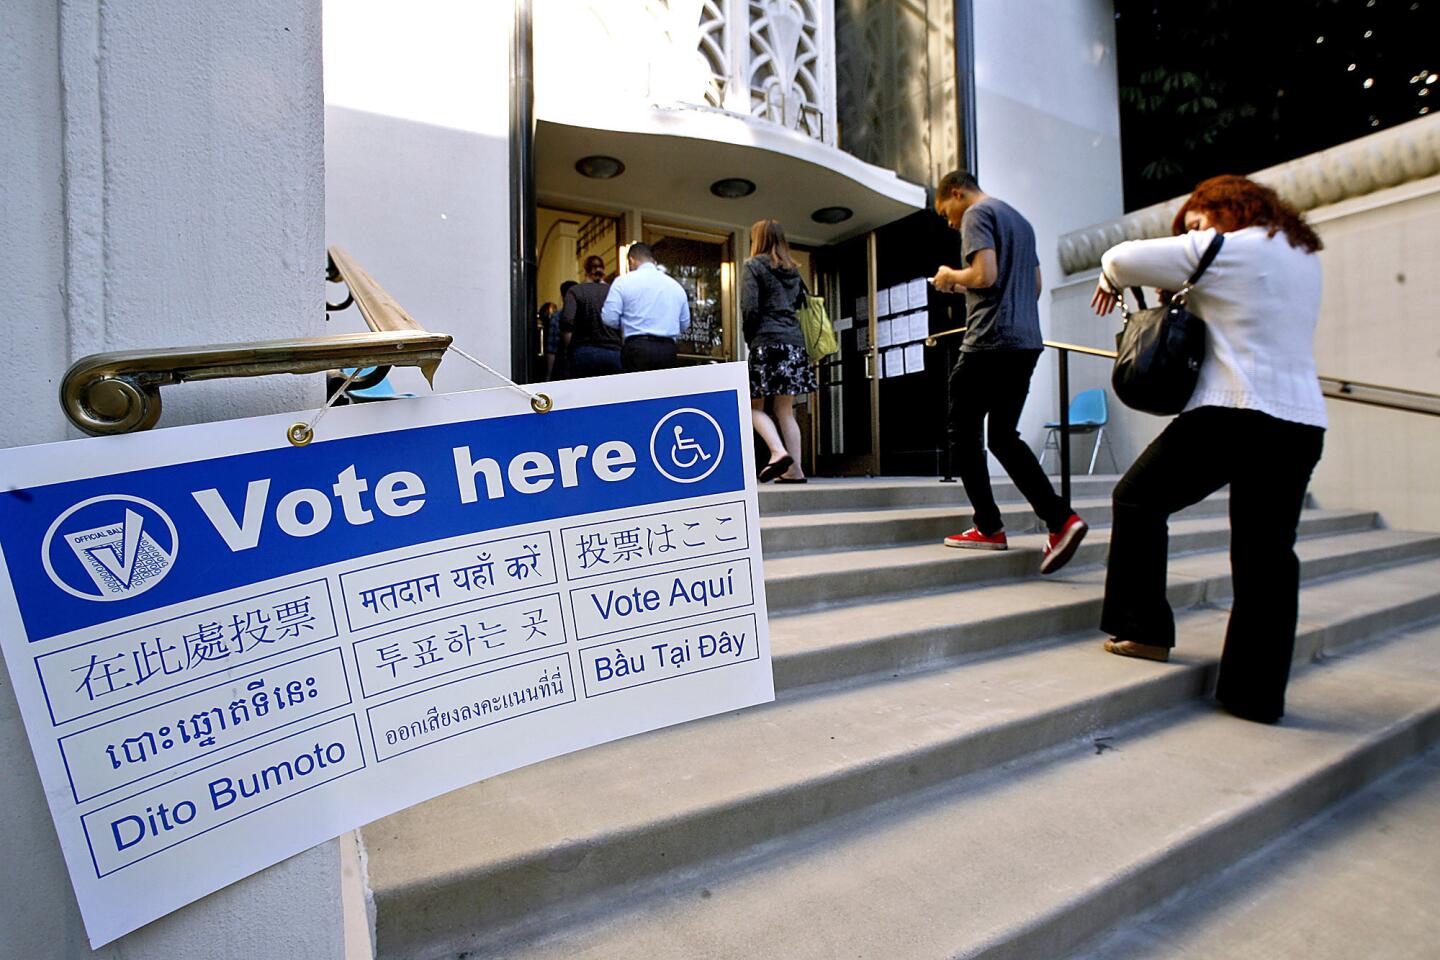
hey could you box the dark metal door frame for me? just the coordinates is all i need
[510,0,537,383]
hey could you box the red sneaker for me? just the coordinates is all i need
[943,527,1008,550]
[1040,514,1088,575]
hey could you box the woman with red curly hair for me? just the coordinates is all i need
[1090,174,1327,724]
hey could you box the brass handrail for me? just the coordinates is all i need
[326,245,432,334]
[61,247,452,436]
[1041,339,1117,360]
[923,325,968,347]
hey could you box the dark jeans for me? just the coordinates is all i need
[948,349,1071,535]
[1101,406,1325,721]
[569,343,622,378]
[621,335,678,372]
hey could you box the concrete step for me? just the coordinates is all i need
[762,508,1392,613]
[1066,743,1440,960]
[473,618,1440,960]
[770,529,1440,692]
[759,492,1233,556]
[756,475,1122,515]
[362,555,1440,960]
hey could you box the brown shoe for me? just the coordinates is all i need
[1104,639,1171,662]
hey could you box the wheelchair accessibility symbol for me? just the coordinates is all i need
[650,408,726,484]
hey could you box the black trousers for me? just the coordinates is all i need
[948,349,1071,535]
[621,335,678,372]
[1101,406,1325,721]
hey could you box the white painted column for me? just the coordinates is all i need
[324,0,515,398]
[0,1,342,956]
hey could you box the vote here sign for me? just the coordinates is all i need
[0,363,774,948]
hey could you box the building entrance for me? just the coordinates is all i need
[811,212,964,476]
[533,206,625,381]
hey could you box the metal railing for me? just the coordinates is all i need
[924,326,1438,507]
[1317,378,1440,418]
[60,247,452,436]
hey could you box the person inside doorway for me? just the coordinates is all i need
[931,170,1087,575]
[561,256,621,378]
[741,218,813,483]
[601,242,691,372]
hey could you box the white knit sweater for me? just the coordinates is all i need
[1100,226,1328,429]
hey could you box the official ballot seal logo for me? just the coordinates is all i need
[41,495,179,601]
[650,408,725,484]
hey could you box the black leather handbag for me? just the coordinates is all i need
[1106,233,1224,416]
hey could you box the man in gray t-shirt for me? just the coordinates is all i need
[930,170,1087,574]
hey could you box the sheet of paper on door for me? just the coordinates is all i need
[890,283,909,314]
[874,289,890,318]
[909,312,930,343]
[884,347,904,378]
[908,278,928,310]
[0,364,773,948]
[877,320,893,348]
[905,343,925,374]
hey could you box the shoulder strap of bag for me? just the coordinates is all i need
[1173,232,1225,302]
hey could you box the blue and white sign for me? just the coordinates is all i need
[0,363,773,948]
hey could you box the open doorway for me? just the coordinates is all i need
[533,206,624,381]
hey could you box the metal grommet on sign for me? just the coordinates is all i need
[530,392,554,414]
[287,422,314,447]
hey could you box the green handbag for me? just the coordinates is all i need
[796,280,837,362]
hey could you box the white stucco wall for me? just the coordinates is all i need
[971,0,1125,463]
[1305,178,1440,531]
[324,0,513,397]
[0,1,343,956]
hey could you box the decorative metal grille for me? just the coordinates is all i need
[747,0,825,138]
[645,0,731,108]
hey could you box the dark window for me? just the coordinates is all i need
[1115,0,1439,211]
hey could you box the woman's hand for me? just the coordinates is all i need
[1090,281,1120,316]
[931,266,965,294]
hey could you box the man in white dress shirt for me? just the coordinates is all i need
[601,243,692,372]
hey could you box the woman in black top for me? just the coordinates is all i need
[742,219,816,482]
[562,255,622,377]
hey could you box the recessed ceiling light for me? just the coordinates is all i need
[811,206,854,224]
[710,177,756,198]
[575,155,625,179]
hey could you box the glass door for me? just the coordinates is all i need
[642,223,735,364]
[872,210,963,475]
[811,231,879,476]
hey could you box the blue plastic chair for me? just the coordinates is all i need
[1042,388,1116,475]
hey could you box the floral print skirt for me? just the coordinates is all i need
[748,342,818,398]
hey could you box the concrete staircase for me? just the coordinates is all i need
[358,477,1440,960]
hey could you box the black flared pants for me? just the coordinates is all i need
[1100,406,1324,721]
